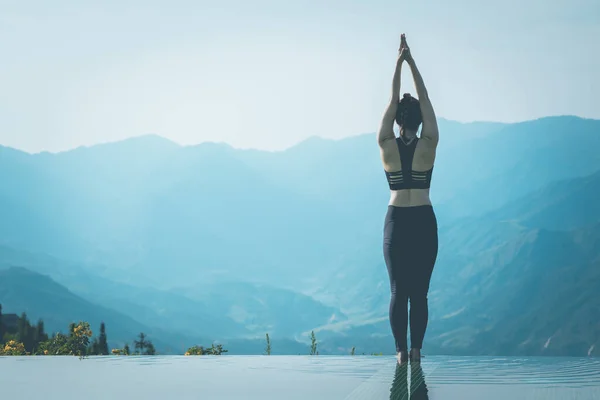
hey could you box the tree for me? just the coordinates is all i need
[98,322,109,355]
[185,345,206,356]
[38,332,69,355]
[15,313,36,353]
[0,340,26,355]
[186,344,228,356]
[206,344,227,355]
[0,303,4,344]
[145,341,156,355]
[111,343,131,356]
[69,321,93,358]
[89,338,99,355]
[265,333,271,356]
[33,320,48,352]
[34,321,92,356]
[310,331,318,356]
[351,346,355,356]
[134,332,148,355]
[17,313,28,345]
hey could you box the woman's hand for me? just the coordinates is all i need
[399,34,413,64]
[397,34,406,62]
[398,47,409,63]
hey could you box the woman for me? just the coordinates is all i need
[377,34,439,365]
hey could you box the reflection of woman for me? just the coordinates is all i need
[389,363,430,400]
[409,364,430,400]
[377,33,439,365]
[389,364,409,400]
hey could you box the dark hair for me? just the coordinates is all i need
[395,93,422,131]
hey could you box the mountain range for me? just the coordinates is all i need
[0,115,598,356]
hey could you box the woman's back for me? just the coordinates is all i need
[380,135,437,207]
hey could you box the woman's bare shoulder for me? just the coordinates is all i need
[380,137,401,172]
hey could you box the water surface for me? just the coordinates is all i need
[1,355,599,399]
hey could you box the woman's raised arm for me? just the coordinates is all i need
[378,37,407,146]
[403,37,439,145]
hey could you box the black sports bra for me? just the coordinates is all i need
[384,137,433,190]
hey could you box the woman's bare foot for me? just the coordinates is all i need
[396,350,409,364]
[410,348,421,363]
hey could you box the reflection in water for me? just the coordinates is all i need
[3,356,600,399]
[410,364,429,400]
[390,363,429,400]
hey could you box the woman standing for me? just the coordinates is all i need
[377,34,439,364]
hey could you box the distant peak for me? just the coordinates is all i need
[188,141,233,149]
[184,141,236,155]
[287,135,332,150]
[0,145,31,159]
[59,133,181,156]
[115,134,179,147]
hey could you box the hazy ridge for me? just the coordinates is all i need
[1,115,599,356]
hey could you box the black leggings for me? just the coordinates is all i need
[383,205,438,353]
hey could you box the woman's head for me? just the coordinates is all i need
[395,93,422,135]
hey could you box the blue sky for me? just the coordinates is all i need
[1,0,598,153]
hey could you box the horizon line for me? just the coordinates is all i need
[0,114,591,156]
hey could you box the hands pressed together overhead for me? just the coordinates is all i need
[398,33,414,64]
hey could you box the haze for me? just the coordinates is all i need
[1,0,598,153]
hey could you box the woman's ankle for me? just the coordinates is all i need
[410,348,421,361]
[396,350,409,364]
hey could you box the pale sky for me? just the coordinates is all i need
[1,0,598,153]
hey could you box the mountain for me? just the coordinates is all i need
[312,169,600,356]
[237,116,600,223]
[2,116,599,292]
[0,139,356,289]
[424,222,600,357]
[1,115,599,356]
[0,262,340,354]
[485,170,600,231]
[425,169,600,356]
[0,245,342,341]
[0,266,200,352]
[433,116,600,220]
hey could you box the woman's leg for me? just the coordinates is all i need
[408,207,438,354]
[384,207,410,355]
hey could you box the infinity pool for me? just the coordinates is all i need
[1,355,599,399]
